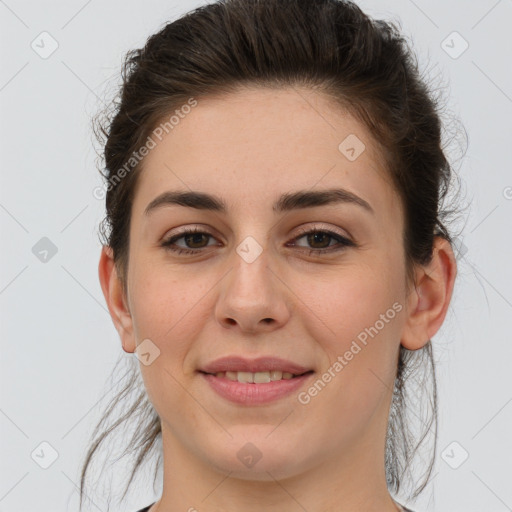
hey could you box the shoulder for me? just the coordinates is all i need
[134,505,154,512]
[397,505,416,512]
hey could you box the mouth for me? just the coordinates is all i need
[199,369,315,405]
[199,369,314,383]
[197,356,315,404]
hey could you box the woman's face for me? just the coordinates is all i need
[110,87,420,479]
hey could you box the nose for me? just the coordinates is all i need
[215,246,291,333]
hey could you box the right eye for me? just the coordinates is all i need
[161,227,218,255]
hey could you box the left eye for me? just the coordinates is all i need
[161,227,355,256]
[289,228,355,254]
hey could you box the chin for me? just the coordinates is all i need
[202,433,311,481]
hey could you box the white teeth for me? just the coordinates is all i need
[254,372,272,383]
[214,370,299,382]
[237,371,254,383]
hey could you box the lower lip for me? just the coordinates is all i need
[200,371,314,405]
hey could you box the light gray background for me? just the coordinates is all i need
[1,1,511,511]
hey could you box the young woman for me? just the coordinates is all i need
[81,1,460,511]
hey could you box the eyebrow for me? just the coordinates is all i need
[144,188,374,216]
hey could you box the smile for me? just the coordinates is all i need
[203,370,311,383]
[199,370,315,405]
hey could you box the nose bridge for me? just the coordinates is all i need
[228,235,274,303]
[215,233,290,331]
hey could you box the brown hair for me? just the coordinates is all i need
[81,0,465,508]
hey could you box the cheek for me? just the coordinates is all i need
[297,272,402,441]
[302,262,404,401]
[128,261,214,356]
[130,267,212,413]
[302,262,403,347]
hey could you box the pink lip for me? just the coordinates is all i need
[200,372,314,405]
[199,356,312,375]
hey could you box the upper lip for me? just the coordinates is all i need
[199,356,313,375]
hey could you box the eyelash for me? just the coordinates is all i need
[160,225,355,257]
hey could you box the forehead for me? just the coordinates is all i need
[132,87,401,222]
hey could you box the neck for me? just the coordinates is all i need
[150,420,402,512]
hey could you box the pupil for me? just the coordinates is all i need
[186,233,206,248]
[308,232,329,248]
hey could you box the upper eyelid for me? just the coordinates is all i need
[293,224,351,239]
[163,224,350,242]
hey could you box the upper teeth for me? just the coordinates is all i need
[214,370,296,383]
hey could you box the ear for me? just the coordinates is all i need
[401,236,458,350]
[98,245,136,353]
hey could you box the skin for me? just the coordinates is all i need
[99,87,457,512]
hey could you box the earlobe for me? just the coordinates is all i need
[98,246,136,353]
[400,236,457,350]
